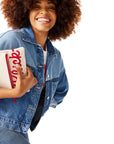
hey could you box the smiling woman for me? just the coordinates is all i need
[0,0,81,144]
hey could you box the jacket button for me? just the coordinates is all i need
[47,74,49,78]
[47,96,50,100]
[35,86,41,89]
[38,65,43,68]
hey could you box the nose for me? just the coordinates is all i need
[39,9,47,15]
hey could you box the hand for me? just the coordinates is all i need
[14,65,38,98]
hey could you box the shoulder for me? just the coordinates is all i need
[54,47,62,57]
[0,29,22,50]
[47,38,63,60]
[53,47,65,71]
[0,29,21,40]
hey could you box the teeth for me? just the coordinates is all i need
[37,18,50,22]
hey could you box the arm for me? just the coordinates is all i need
[50,68,69,108]
[0,65,38,99]
[0,88,17,99]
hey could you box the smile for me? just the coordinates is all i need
[36,17,51,22]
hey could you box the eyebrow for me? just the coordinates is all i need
[48,1,54,4]
[34,0,55,5]
[33,0,41,4]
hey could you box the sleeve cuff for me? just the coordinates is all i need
[50,98,58,108]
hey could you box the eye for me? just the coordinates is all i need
[32,5,41,10]
[48,6,56,11]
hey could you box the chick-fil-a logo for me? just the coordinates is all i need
[9,49,23,88]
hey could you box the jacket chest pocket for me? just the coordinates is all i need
[52,77,59,93]
[44,78,59,110]
[46,77,59,99]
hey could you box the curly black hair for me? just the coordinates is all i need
[0,0,81,41]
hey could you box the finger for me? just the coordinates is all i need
[27,67,38,85]
[16,64,23,79]
[26,67,38,85]
[26,67,33,77]
[27,78,38,91]
[31,79,38,88]
[32,77,38,85]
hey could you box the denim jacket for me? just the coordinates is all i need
[0,26,69,134]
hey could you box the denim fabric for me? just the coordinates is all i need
[0,25,69,134]
[0,127,30,144]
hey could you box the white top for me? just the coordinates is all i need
[43,50,47,65]
[43,48,47,86]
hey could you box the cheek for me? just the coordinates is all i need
[29,11,36,22]
[29,12,33,23]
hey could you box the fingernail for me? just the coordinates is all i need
[16,64,20,68]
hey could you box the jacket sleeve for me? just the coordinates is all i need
[50,66,69,108]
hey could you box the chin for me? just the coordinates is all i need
[36,26,51,32]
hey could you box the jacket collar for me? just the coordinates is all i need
[21,25,56,56]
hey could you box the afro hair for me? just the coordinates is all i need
[0,0,81,41]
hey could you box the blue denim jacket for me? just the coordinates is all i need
[0,26,69,134]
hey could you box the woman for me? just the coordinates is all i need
[0,0,81,143]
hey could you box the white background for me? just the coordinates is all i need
[0,0,114,143]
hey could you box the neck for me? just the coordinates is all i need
[33,30,48,51]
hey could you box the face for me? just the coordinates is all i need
[29,0,57,35]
